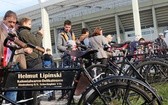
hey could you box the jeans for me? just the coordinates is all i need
[4,64,19,102]
[4,91,17,102]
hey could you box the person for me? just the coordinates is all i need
[57,20,76,67]
[42,48,55,101]
[78,28,90,47]
[154,33,167,54]
[129,37,145,55]
[89,27,109,64]
[0,10,32,103]
[78,28,92,67]
[106,34,113,44]
[42,48,54,68]
[57,20,76,53]
[17,17,44,105]
[57,20,80,98]
[105,34,114,58]
[17,17,44,69]
[128,37,148,60]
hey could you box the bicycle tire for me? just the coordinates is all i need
[125,58,168,79]
[83,81,155,105]
[136,60,168,84]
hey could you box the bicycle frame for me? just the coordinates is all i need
[1,36,162,105]
[0,44,109,105]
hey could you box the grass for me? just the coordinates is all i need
[152,83,168,105]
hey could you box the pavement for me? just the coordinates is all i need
[40,91,68,105]
[2,91,82,105]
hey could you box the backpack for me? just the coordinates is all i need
[42,54,53,68]
[43,60,52,68]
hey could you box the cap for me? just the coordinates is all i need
[159,33,164,36]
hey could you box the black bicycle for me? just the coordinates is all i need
[0,35,162,105]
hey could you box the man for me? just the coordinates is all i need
[57,20,76,67]
[57,20,76,52]
[0,10,31,102]
[154,33,167,54]
[57,20,76,98]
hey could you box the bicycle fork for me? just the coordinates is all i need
[83,67,109,105]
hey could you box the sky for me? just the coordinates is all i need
[0,0,49,17]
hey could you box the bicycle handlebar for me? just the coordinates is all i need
[76,43,92,49]
[4,33,45,53]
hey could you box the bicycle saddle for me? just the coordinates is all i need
[65,49,98,58]
[139,41,153,46]
[111,41,130,48]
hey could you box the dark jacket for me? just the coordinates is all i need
[42,54,54,68]
[129,41,139,54]
[154,37,167,49]
[17,26,43,65]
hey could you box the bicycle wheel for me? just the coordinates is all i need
[83,80,157,105]
[136,60,168,83]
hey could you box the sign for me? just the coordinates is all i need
[17,72,63,87]
[4,70,76,90]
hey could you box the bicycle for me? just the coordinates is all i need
[0,34,162,105]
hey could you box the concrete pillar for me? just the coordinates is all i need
[115,14,121,43]
[152,6,158,38]
[38,0,52,53]
[41,8,52,53]
[82,21,86,28]
[54,28,57,54]
[132,0,142,40]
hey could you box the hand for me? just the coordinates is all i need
[24,47,33,54]
[38,28,44,36]
[76,39,80,45]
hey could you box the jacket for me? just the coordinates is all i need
[0,22,26,69]
[57,30,76,52]
[155,37,167,49]
[17,26,43,62]
[89,35,108,59]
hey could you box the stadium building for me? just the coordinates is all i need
[3,0,168,59]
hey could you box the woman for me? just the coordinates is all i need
[17,17,44,105]
[89,27,109,64]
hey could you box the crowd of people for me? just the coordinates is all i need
[0,9,168,105]
[0,10,45,105]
